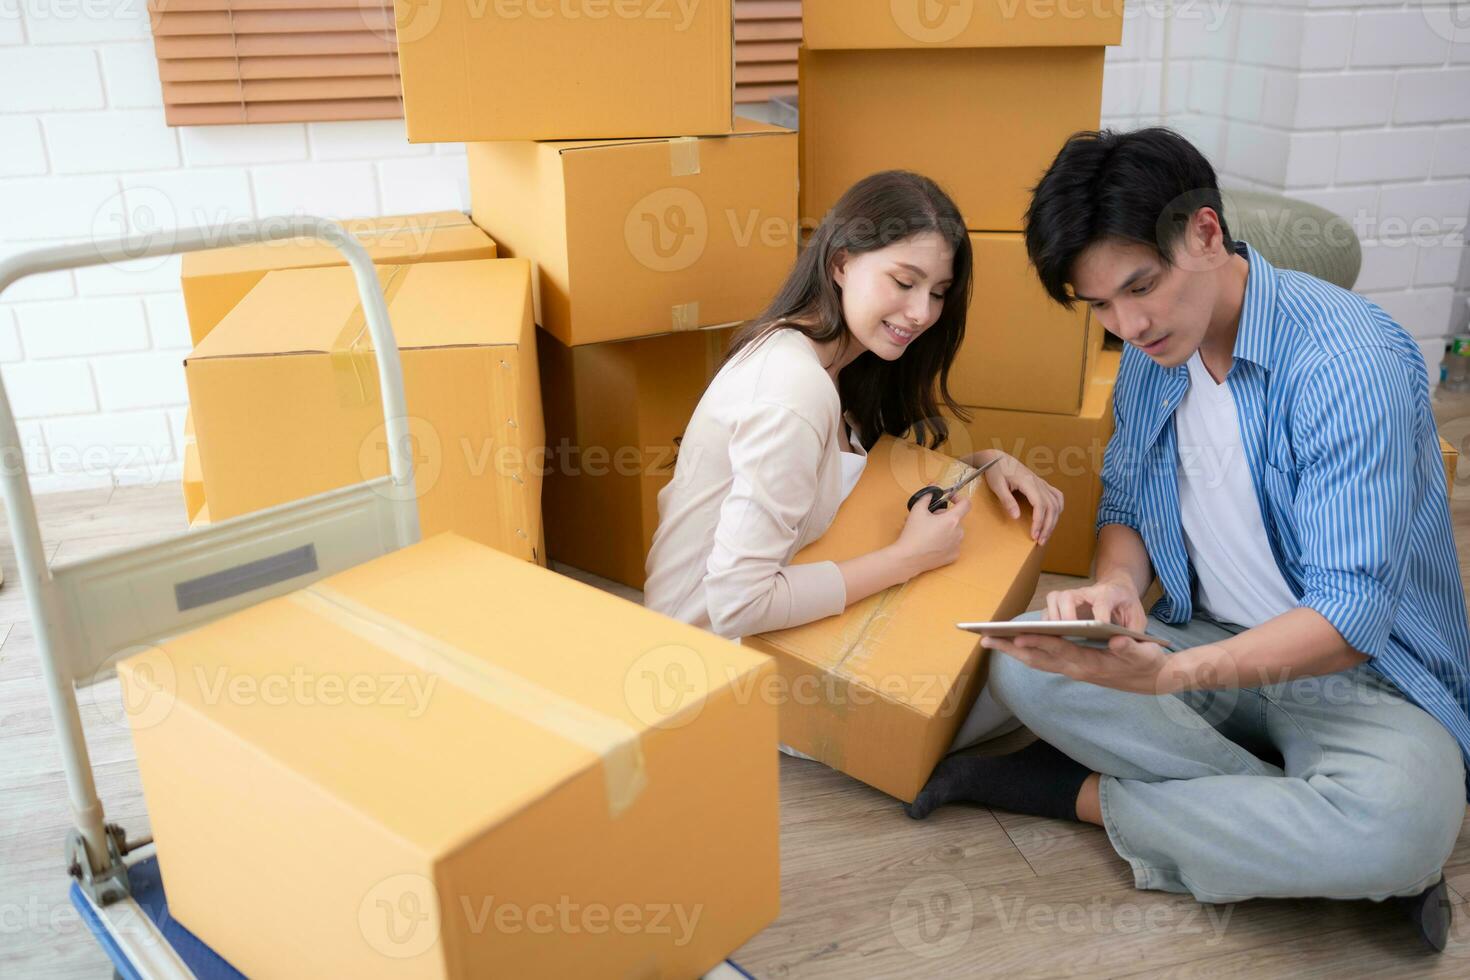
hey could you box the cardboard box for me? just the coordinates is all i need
[393,0,734,141]
[181,411,205,524]
[539,327,734,590]
[803,0,1123,49]
[180,211,497,346]
[189,501,210,529]
[799,45,1105,232]
[187,259,544,564]
[938,351,1121,578]
[468,121,796,347]
[1442,435,1459,499]
[118,533,779,979]
[743,435,1043,802]
[955,232,1099,414]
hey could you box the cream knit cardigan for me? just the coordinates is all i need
[643,327,865,640]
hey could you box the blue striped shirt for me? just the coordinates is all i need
[1098,241,1470,797]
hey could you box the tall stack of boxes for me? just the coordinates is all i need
[800,0,1124,576]
[412,8,799,590]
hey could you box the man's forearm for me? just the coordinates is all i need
[1094,524,1153,600]
[1159,607,1367,694]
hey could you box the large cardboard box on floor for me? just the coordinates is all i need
[799,46,1104,231]
[118,533,779,979]
[803,0,1123,48]
[180,211,497,346]
[393,0,734,141]
[956,232,1099,414]
[938,350,1121,577]
[539,327,735,589]
[743,435,1043,803]
[186,259,544,563]
[468,121,796,347]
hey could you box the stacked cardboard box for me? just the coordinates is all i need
[536,327,738,589]
[180,210,497,346]
[180,410,205,524]
[450,26,798,589]
[938,350,1122,577]
[800,2,1122,576]
[186,259,547,565]
[393,0,739,141]
[177,209,505,539]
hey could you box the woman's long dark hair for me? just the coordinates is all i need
[717,170,974,451]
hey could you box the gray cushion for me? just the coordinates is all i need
[1221,188,1362,290]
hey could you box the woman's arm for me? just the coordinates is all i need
[703,400,851,638]
[835,494,972,605]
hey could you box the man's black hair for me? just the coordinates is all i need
[1023,127,1235,308]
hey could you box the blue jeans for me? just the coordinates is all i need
[956,611,1467,903]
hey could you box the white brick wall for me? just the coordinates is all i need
[3,0,1467,493]
[0,0,469,495]
[1101,0,1470,384]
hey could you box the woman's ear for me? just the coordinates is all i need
[831,248,848,290]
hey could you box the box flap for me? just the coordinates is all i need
[190,260,533,360]
[131,534,769,855]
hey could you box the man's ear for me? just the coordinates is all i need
[1191,206,1225,258]
[831,247,849,289]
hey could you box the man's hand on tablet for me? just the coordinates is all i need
[980,630,1173,694]
[1044,574,1148,632]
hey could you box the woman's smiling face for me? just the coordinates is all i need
[832,231,955,360]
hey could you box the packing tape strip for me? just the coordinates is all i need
[668,136,700,177]
[671,301,700,333]
[329,264,411,407]
[289,584,649,818]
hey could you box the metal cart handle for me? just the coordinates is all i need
[0,218,421,891]
[0,216,417,503]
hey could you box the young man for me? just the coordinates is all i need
[909,128,1470,949]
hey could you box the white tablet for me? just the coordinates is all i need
[955,619,1179,650]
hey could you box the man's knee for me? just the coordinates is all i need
[1305,778,1464,898]
[986,642,1092,718]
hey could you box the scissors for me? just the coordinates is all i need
[906,456,1001,513]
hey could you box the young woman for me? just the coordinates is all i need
[644,169,1063,657]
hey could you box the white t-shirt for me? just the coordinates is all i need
[1175,352,1298,628]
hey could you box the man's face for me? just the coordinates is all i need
[1069,237,1217,369]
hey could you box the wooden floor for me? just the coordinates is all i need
[4,395,1470,977]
